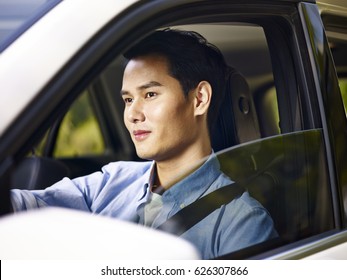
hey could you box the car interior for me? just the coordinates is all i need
[7,12,341,258]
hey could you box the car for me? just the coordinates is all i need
[0,0,347,260]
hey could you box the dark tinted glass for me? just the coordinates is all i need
[217,129,334,243]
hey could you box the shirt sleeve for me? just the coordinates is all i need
[10,160,152,214]
[9,160,117,213]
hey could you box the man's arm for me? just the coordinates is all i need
[10,175,99,212]
[9,160,122,213]
[10,160,152,215]
[217,193,278,256]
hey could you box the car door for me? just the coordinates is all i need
[1,0,347,260]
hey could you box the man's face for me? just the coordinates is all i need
[121,54,200,162]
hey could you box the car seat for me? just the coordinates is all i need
[211,66,260,152]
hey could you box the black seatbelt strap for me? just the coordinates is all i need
[157,182,245,235]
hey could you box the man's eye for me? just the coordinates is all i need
[145,92,157,98]
[123,98,133,104]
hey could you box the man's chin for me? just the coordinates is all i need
[135,150,154,161]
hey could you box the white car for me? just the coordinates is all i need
[0,0,347,260]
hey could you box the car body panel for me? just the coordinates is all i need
[0,207,200,259]
[266,230,347,259]
[302,231,347,259]
[0,0,137,136]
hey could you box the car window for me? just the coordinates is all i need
[75,21,333,257]
[35,90,105,157]
[20,19,335,257]
[339,78,347,115]
[0,0,61,52]
[218,129,333,246]
[320,6,347,115]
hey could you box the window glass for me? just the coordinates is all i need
[323,22,347,116]
[339,78,347,115]
[217,129,334,245]
[32,130,49,156]
[53,91,105,157]
[33,90,105,157]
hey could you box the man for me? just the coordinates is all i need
[11,29,277,259]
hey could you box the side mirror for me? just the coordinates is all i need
[0,207,200,259]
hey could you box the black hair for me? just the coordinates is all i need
[123,28,228,133]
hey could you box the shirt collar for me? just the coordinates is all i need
[137,151,222,204]
[161,151,222,207]
[137,161,156,201]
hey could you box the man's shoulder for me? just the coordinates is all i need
[221,191,275,229]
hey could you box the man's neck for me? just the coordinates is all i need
[154,146,212,190]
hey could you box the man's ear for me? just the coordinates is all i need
[194,81,212,116]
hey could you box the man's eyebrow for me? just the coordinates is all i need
[138,81,163,90]
[120,81,163,96]
[120,89,129,96]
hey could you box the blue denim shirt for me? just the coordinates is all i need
[11,153,277,259]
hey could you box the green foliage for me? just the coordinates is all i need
[340,79,347,115]
[33,91,105,158]
[53,92,105,157]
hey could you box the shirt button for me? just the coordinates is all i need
[180,203,185,209]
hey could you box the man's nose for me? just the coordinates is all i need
[126,99,145,123]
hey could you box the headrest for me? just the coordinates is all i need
[212,67,260,152]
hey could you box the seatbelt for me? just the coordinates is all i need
[157,182,245,235]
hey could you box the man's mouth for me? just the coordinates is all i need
[133,130,151,141]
